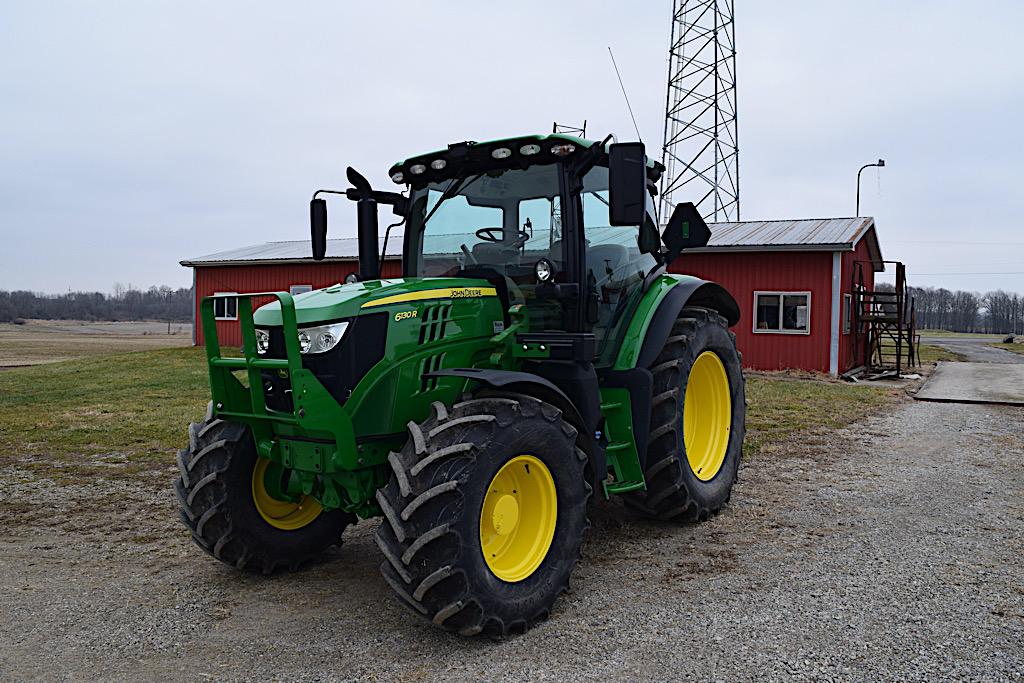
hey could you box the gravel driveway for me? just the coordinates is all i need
[1,398,1021,682]
[920,336,1024,364]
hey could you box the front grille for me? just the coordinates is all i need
[260,313,388,410]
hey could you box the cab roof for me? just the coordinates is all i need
[388,133,664,187]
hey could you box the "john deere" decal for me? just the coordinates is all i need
[362,287,498,309]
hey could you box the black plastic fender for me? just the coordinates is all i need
[636,279,740,369]
[427,368,604,488]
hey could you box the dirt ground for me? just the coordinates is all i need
[0,320,192,367]
[1,397,1021,682]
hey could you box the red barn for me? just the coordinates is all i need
[182,217,883,376]
[668,217,883,376]
[181,238,402,348]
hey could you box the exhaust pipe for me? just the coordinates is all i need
[348,167,380,281]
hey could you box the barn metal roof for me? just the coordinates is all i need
[181,217,883,269]
[692,216,884,270]
[704,216,876,250]
[180,237,403,267]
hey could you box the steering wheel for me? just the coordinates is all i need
[475,226,531,247]
[475,227,506,243]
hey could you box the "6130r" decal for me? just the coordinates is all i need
[394,309,418,322]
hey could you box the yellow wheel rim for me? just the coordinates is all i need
[683,351,732,481]
[251,458,323,530]
[479,455,557,583]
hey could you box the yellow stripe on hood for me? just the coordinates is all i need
[361,287,498,308]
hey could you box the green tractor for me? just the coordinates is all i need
[176,134,745,637]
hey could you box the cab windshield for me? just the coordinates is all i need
[404,161,657,357]
[405,163,567,327]
[406,164,564,279]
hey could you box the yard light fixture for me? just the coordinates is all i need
[856,158,885,216]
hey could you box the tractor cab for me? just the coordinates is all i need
[313,134,710,366]
[399,136,659,364]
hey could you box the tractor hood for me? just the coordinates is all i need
[252,277,498,327]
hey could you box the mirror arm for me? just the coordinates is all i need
[312,189,348,201]
[342,188,407,215]
[571,133,614,179]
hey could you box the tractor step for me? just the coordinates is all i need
[603,479,646,495]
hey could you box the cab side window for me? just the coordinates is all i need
[580,167,657,362]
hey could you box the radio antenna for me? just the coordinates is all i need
[608,46,643,142]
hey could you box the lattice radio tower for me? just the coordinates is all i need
[659,0,739,222]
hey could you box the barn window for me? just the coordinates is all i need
[842,293,852,334]
[213,292,238,321]
[289,284,313,296]
[753,292,810,334]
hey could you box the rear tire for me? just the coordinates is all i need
[375,396,591,637]
[174,406,354,574]
[629,306,745,521]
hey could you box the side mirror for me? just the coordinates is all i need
[662,202,711,262]
[608,142,647,226]
[310,198,327,261]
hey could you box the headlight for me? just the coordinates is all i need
[535,258,553,282]
[297,321,349,355]
[255,328,270,355]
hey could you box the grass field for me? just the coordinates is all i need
[988,342,1024,356]
[876,338,966,365]
[0,346,900,487]
[917,329,1003,339]
[917,342,967,364]
[0,319,191,367]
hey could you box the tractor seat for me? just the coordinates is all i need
[471,242,520,268]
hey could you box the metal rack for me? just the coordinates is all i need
[854,260,918,377]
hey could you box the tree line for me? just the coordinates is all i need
[0,285,193,323]
[2,281,1020,335]
[910,286,1023,334]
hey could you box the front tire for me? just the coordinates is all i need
[629,306,746,521]
[174,407,354,574]
[375,396,591,637]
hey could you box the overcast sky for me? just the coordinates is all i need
[1,1,1022,294]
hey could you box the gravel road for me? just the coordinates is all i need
[920,335,1024,364]
[1,398,1021,682]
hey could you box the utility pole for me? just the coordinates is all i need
[856,159,885,216]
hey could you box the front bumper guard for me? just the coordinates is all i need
[199,292,358,487]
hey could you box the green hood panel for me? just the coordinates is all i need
[252,277,499,327]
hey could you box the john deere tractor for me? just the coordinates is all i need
[176,134,745,637]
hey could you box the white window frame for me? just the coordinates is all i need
[842,293,852,334]
[753,291,812,335]
[289,284,313,296]
[212,292,238,321]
